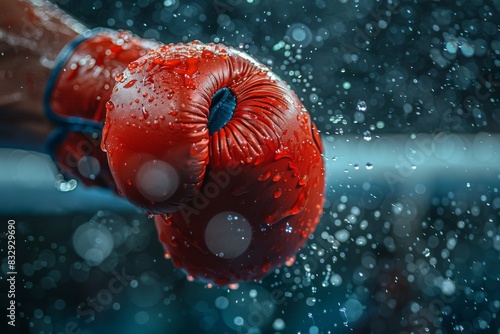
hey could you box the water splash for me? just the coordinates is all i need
[55,176,77,192]
[339,307,349,327]
[356,100,367,112]
[307,312,315,325]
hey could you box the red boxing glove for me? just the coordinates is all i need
[102,42,325,284]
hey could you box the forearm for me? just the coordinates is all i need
[0,0,84,146]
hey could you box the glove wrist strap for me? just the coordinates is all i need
[43,28,109,128]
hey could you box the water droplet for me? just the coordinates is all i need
[170,236,178,247]
[105,100,114,111]
[363,130,372,141]
[365,163,373,170]
[334,229,350,242]
[72,220,114,266]
[285,223,292,233]
[273,318,286,331]
[142,106,149,119]
[258,68,268,76]
[441,278,456,296]
[274,189,283,198]
[165,89,174,99]
[445,39,459,54]
[55,177,77,192]
[309,93,319,104]
[124,79,137,88]
[128,61,139,70]
[339,307,349,327]
[201,49,214,59]
[423,248,430,257]
[115,72,125,83]
[306,297,316,306]
[330,274,343,286]
[298,176,307,186]
[77,156,100,180]
[360,220,369,230]
[355,236,367,246]
[460,41,474,57]
[356,100,367,112]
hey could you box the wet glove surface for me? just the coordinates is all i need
[102,41,325,284]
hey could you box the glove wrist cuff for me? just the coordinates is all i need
[44,28,109,128]
[44,28,157,128]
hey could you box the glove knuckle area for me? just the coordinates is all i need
[102,41,289,213]
[103,45,213,213]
